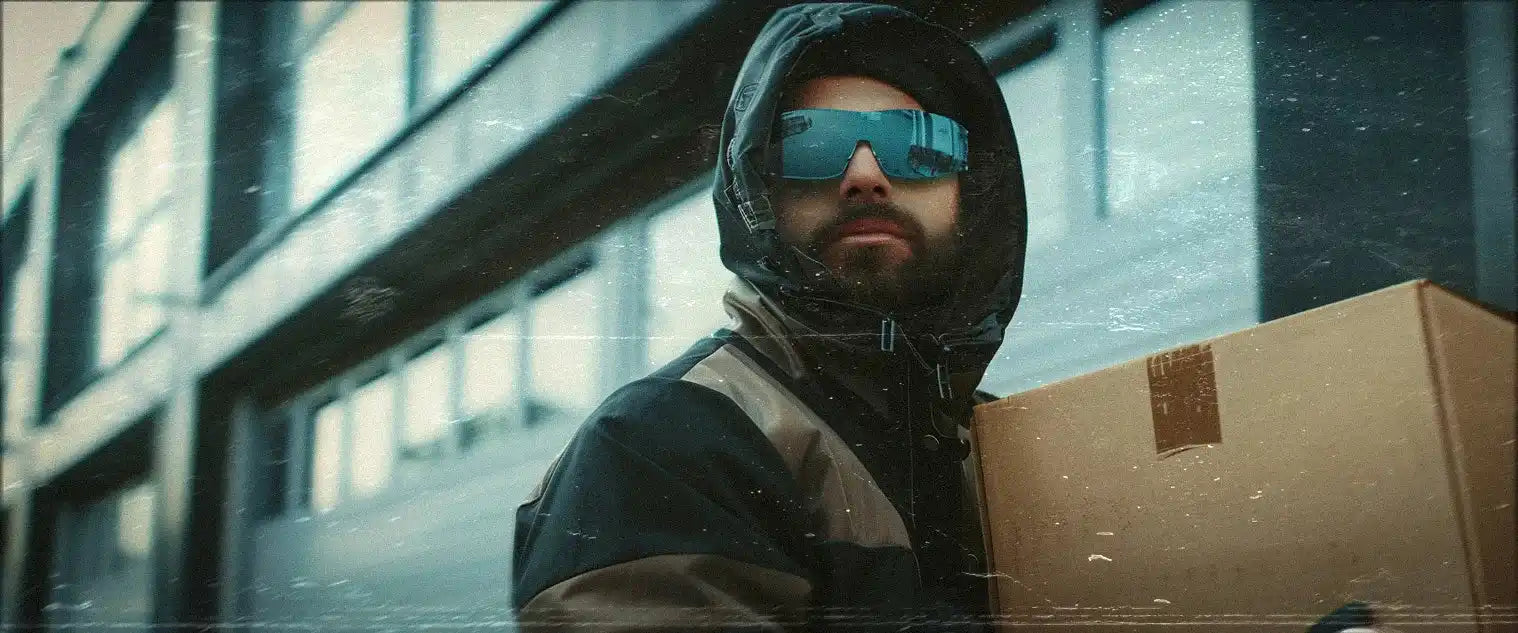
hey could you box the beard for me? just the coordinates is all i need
[802,201,961,311]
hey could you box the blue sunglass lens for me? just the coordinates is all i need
[773,109,968,181]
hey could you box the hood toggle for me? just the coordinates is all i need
[725,181,776,233]
[738,195,775,233]
[934,363,953,400]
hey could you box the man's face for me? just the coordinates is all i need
[773,75,962,310]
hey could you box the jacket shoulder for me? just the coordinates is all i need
[586,374,763,451]
[512,375,812,608]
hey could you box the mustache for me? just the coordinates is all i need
[804,201,927,253]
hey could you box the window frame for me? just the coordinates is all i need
[978,0,1133,225]
[91,72,180,373]
[411,0,561,109]
[287,0,356,60]
[205,0,572,302]
[396,336,457,463]
[46,477,156,630]
[95,91,180,369]
[272,0,566,221]
[41,0,179,416]
[263,169,728,518]
[2,183,34,426]
[268,243,615,517]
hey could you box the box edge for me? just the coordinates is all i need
[977,280,1434,408]
[969,415,1003,621]
[1417,280,1492,628]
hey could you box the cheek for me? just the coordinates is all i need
[775,187,832,244]
[900,178,961,237]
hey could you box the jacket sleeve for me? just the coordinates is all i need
[511,377,816,632]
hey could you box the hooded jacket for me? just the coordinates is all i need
[512,4,1026,631]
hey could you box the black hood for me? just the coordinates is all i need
[713,3,1027,409]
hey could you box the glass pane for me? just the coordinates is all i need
[982,0,1261,397]
[997,49,1069,252]
[424,0,550,100]
[105,135,141,249]
[52,484,154,631]
[131,213,174,346]
[310,400,344,513]
[529,269,605,422]
[461,310,518,417]
[298,0,346,32]
[1099,0,1259,327]
[115,483,154,560]
[348,373,396,499]
[291,1,408,209]
[401,343,453,459]
[97,254,133,367]
[1103,0,1256,219]
[139,94,177,208]
[645,190,732,369]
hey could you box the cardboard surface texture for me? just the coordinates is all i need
[973,280,1517,632]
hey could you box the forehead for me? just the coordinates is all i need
[786,75,924,112]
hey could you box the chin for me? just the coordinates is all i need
[833,251,958,311]
[832,267,909,308]
[826,244,912,274]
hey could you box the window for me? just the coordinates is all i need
[283,0,560,212]
[298,0,346,31]
[460,310,520,444]
[2,188,32,426]
[422,0,551,102]
[48,481,155,631]
[304,365,429,512]
[309,398,344,514]
[980,0,1260,397]
[348,374,397,500]
[98,92,178,367]
[528,266,607,424]
[400,342,454,461]
[290,1,408,209]
[1102,0,1256,220]
[114,484,155,563]
[997,44,1070,252]
[42,1,174,413]
[1097,0,1259,330]
[291,308,524,512]
[645,189,732,369]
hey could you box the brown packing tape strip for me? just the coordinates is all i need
[1146,343,1223,457]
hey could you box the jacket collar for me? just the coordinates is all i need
[723,277,937,427]
[722,277,812,382]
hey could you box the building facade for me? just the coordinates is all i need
[2,1,1512,630]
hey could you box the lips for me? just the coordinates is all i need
[833,218,909,240]
[822,218,916,257]
[805,203,925,259]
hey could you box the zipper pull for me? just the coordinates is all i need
[879,318,896,352]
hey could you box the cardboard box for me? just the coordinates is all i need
[972,280,1516,632]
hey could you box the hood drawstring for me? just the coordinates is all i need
[879,316,971,463]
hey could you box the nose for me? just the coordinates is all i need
[838,141,892,203]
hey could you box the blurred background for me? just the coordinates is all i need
[1,0,1512,630]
